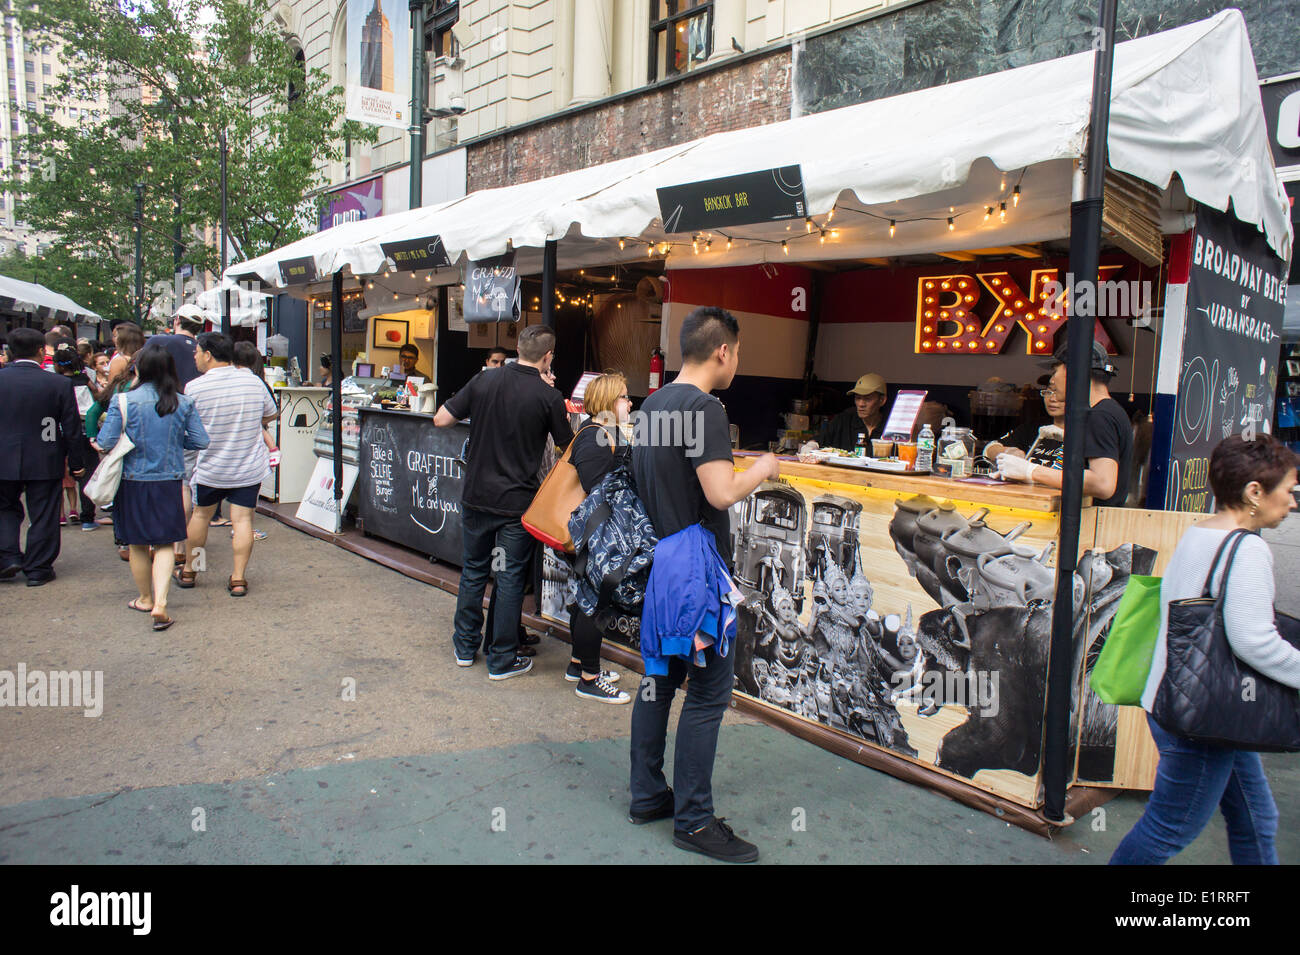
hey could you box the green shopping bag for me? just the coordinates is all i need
[1089,574,1162,705]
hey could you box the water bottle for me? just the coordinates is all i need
[916,424,935,471]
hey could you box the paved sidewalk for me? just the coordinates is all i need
[1,518,1297,864]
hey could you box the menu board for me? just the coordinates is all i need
[882,389,928,440]
[358,409,469,564]
[463,252,520,323]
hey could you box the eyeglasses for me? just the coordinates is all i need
[1040,389,1063,400]
[618,394,630,400]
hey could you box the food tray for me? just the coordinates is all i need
[824,454,930,475]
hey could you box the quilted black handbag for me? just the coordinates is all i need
[1152,528,1300,752]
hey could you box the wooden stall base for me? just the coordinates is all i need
[261,500,1120,837]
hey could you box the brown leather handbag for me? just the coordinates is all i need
[522,423,608,553]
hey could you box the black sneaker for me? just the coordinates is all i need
[564,661,620,683]
[672,817,759,863]
[516,643,537,657]
[628,789,674,825]
[519,630,540,647]
[575,676,630,704]
[487,656,534,681]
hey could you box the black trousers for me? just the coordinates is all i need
[0,478,63,580]
[568,606,611,675]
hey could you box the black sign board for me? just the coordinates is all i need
[382,235,451,272]
[358,408,468,564]
[1260,75,1300,170]
[1165,203,1287,512]
[656,165,806,233]
[463,251,520,323]
[278,256,318,285]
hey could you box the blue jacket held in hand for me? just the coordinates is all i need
[96,383,210,481]
[640,523,738,676]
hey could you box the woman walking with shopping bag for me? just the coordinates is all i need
[1111,434,1300,865]
[93,346,209,631]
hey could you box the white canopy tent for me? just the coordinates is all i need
[192,284,270,328]
[0,273,101,325]
[225,10,1291,293]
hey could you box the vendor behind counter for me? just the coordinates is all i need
[813,373,889,450]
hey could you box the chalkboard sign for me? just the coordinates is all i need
[382,235,450,272]
[358,408,469,564]
[278,256,318,285]
[656,165,806,233]
[463,251,520,323]
[1165,203,1286,512]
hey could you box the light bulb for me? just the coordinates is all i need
[1013,185,1020,207]
[781,240,788,254]
[618,238,625,250]
[947,217,954,231]
[984,206,992,221]
[999,202,1006,222]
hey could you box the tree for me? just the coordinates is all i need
[4,0,375,322]
[0,246,147,330]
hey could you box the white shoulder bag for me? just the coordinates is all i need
[84,393,134,507]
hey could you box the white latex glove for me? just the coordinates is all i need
[996,453,1036,484]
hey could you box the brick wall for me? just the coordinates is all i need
[467,50,793,191]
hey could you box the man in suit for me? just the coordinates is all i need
[0,327,88,585]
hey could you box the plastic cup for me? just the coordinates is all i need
[897,442,919,468]
[872,438,895,458]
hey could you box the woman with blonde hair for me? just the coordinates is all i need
[564,371,635,703]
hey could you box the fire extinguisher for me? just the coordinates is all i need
[648,346,664,394]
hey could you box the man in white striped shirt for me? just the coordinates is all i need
[176,333,277,597]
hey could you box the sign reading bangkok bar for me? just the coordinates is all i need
[381,235,450,272]
[656,166,806,233]
[913,265,1130,355]
[1165,203,1287,513]
[278,256,318,286]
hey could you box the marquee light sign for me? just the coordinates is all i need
[915,265,1122,355]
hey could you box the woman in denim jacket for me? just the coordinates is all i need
[96,345,209,631]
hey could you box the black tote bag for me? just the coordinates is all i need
[1152,528,1300,753]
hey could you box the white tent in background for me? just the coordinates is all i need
[194,284,269,328]
[0,273,101,325]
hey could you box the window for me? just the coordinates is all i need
[23,59,32,72]
[41,63,49,75]
[69,106,77,118]
[24,80,33,94]
[649,1,713,83]
[287,43,305,107]
[428,0,459,57]
[41,44,50,54]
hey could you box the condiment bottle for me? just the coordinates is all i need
[855,432,867,457]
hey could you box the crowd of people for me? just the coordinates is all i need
[5,301,1296,867]
[0,312,274,628]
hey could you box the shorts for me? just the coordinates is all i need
[194,482,261,509]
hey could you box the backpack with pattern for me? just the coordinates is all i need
[567,458,657,617]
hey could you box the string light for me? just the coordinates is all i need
[947,217,954,231]
[805,218,814,233]
[726,236,732,250]
[1012,185,1021,207]
[647,242,654,257]
[781,240,788,254]
[984,206,993,221]
[826,208,834,223]
[889,220,895,238]
[999,201,1006,222]
[618,238,625,251]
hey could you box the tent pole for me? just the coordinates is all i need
[542,239,557,329]
[331,270,344,532]
[1043,0,1118,823]
[220,129,231,337]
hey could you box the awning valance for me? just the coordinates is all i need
[0,274,102,324]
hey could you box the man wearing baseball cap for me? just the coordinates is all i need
[807,373,890,453]
[995,341,1133,507]
[152,304,207,389]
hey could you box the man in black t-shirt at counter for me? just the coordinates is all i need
[995,341,1133,507]
[434,325,573,680]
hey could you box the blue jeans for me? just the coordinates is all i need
[1110,713,1279,865]
[629,642,735,832]
[453,506,534,673]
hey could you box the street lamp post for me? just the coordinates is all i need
[134,181,144,327]
[220,128,230,336]
[408,0,430,210]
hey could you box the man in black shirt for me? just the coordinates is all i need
[434,324,573,679]
[808,373,889,452]
[995,341,1133,507]
[150,305,205,389]
[629,306,779,863]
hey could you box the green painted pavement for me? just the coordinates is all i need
[4,722,1297,864]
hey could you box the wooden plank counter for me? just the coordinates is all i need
[732,453,1085,513]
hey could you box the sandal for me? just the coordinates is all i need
[173,553,186,567]
[227,576,248,597]
[209,518,232,528]
[118,548,130,562]
[127,597,152,613]
[151,614,175,632]
[173,568,197,589]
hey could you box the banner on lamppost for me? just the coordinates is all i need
[345,0,411,130]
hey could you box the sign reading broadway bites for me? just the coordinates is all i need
[656,166,807,233]
[1166,203,1288,512]
[381,235,450,272]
